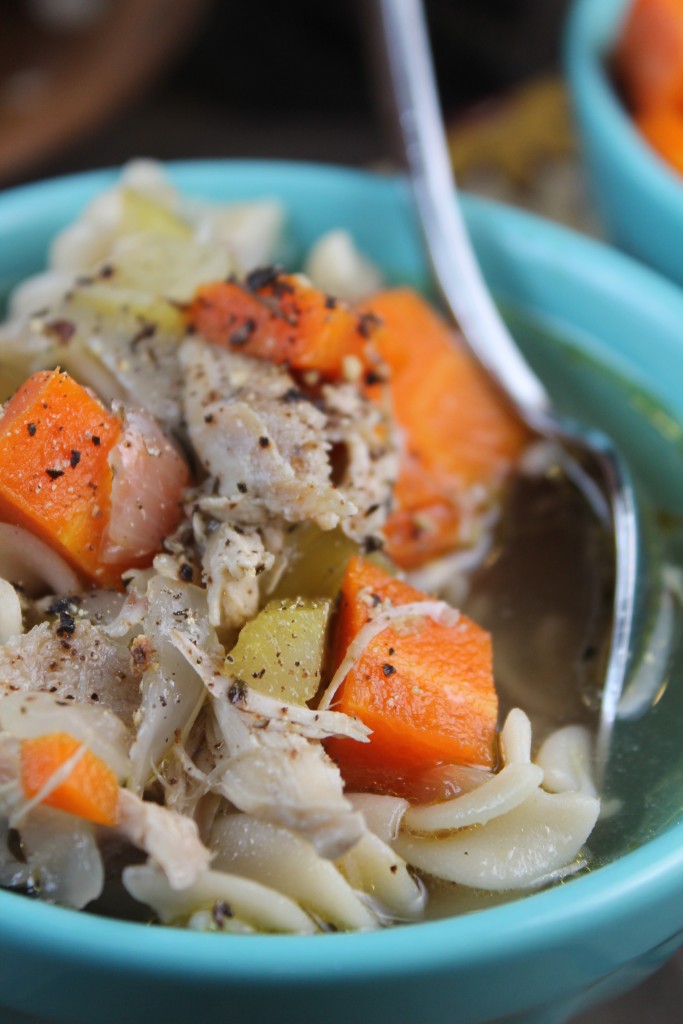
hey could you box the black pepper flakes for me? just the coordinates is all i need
[358,311,382,339]
[131,322,156,347]
[382,663,396,676]
[362,536,383,554]
[236,482,248,494]
[281,387,306,404]
[212,900,234,928]
[258,436,270,448]
[179,563,194,583]
[91,435,101,446]
[27,422,37,437]
[229,318,256,347]
[246,266,279,291]
[227,679,248,704]
[56,610,76,637]
[70,449,81,469]
[45,468,64,480]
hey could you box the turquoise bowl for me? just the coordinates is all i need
[565,0,683,286]
[0,161,683,1024]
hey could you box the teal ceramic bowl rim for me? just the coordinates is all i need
[565,0,683,217]
[0,159,683,987]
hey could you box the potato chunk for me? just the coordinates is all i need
[226,598,332,704]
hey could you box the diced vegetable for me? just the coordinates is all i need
[615,0,683,112]
[227,597,332,704]
[187,271,377,381]
[69,282,185,335]
[108,233,231,305]
[0,370,188,587]
[356,288,529,568]
[324,556,499,795]
[20,732,120,827]
[0,370,124,586]
[119,188,191,239]
[270,525,361,601]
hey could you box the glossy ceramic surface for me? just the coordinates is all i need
[565,0,683,286]
[0,161,682,1024]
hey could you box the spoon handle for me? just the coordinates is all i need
[370,0,551,428]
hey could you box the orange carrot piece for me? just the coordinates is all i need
[0,370,127,587]
[615,0,683,112]
[187,271,377,381]
[20,732,119,827]
[324,556,498,796]
[635,105,683,172]
[357,288,529,568]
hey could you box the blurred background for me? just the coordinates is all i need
[0,0,680,1021]
[1,0,588,229]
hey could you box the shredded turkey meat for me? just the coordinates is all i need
[180,338,396,538]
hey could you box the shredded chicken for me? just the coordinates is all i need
[171,630,367,858]
[180,339,356,529]
[115,788,212,889]
[321,381,398,544]
[192,514,275,631]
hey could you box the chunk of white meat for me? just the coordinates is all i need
[180,339,355,530]
[123,862,315,934]
[0,619,139,727]
[115,789,211,890]
[214,730,365,860]
[191,516,274,631]
[319,381,398,544]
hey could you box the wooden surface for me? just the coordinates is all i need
[0,0,209,186]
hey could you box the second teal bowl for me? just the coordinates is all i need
[565,0,683,285]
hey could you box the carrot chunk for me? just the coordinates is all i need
[324,556,499,796]
[0,370,126,586]
[187,271,375,381]
[615,0,683,112]
[357,288,529,568]
[20,732,119,827]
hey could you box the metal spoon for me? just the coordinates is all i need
[369,0,640,782]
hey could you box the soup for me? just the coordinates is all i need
[0,161,675,933]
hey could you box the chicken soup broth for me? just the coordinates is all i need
[0,162,673,932]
